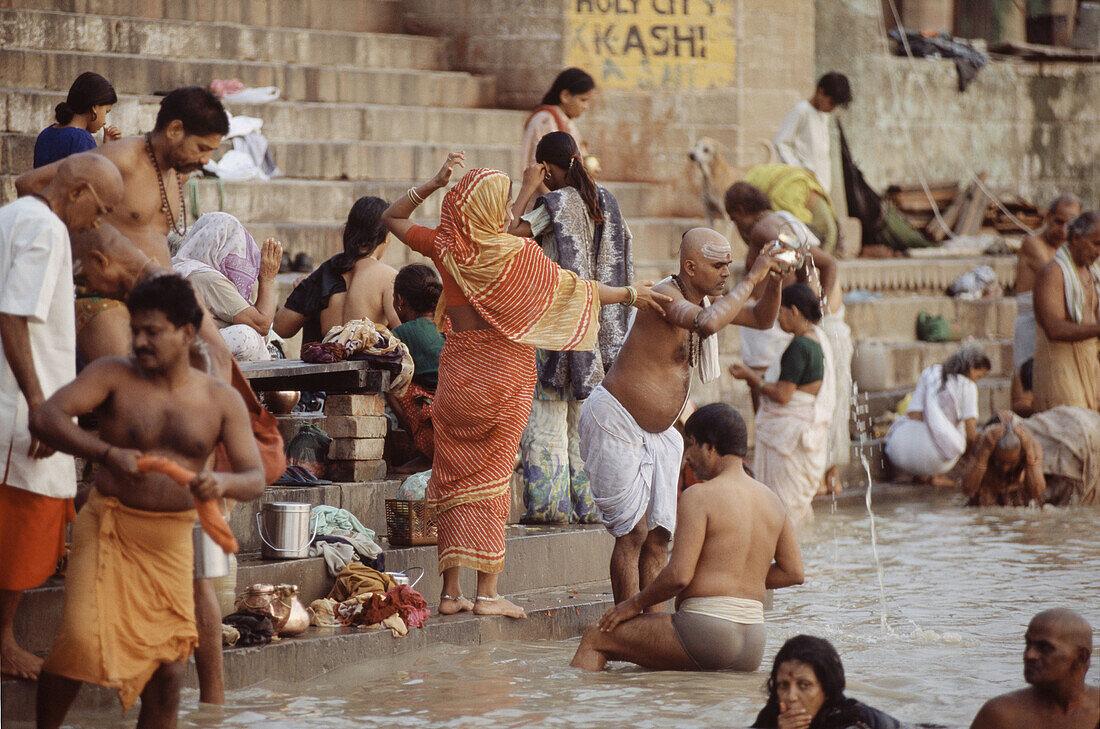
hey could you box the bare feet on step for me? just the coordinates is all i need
[437,595,474,615]
[473,595,527,619]
[1,641,44,679]
[929,474,958,488]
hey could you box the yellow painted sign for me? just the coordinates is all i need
[566,0,736,90]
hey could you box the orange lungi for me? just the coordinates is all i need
[429,329,536,573]
[0,483,74,591]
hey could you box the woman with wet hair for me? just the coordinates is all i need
[730,283,835,524]
[752,635,901,729]
[884,343,992,487]
[521,67,595,170]
[507,130,632,524]
[34,72,120,168]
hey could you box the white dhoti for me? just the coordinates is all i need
[882,418,958,478]
[577,384,682,538]
[820,307,853,467]
[753,327,835,524]
[739,321,792,370]
[1013,291,1035,369]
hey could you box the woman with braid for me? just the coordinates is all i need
[507,131,632,525]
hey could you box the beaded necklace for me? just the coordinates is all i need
[671,274,700,368]
[145,133,187,237]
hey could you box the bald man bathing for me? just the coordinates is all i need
[0,154,123,678]
[577,228,782,605]
[971,608,1098,729]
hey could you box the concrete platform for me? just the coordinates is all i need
[852,338,1014,391]
[1,0,407,33]
[1,8,449,69]
[845,295,1016,343]
[0,48,497,108]
[0,581,613,721]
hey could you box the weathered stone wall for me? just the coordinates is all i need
[403,0,815,218]
[817,0,1100,207]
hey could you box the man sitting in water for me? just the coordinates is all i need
[30,274,265,727]
[970,608,1098,729]
[962,411,1045,507]
[571,403,804,672]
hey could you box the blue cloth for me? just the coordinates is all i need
[33,126,97,168]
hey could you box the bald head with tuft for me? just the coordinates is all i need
[1030,608,1094,651]
[72,223,151,299]
[56,152,124,207]
[680,227,733,265]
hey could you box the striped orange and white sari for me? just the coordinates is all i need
[405,169,601,573]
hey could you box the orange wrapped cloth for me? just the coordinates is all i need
[0,483,74,591]
[137,455,239,554]
[41,489,198,710]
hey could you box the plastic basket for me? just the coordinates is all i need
[385,498,437,546]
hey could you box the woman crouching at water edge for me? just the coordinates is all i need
[382,152,669,618]
[752,635,902,729]
[884,344,990,488]
[509,131,633,525]
[730,283,834,525]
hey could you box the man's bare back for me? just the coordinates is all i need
[973,686,1100,729]
[676,467,798,606]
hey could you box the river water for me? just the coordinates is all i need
[60,487,1098,729]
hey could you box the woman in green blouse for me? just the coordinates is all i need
[730,284,835,524]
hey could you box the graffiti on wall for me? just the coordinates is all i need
[566,0,736,90]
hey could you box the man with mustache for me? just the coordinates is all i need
[17,86,229,362]
[577,228,782,606]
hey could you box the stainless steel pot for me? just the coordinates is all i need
[193,522,230,579]
[256,502,316,560]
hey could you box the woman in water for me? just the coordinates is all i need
[730,283,834,524]
[34,72,121,168]
[752,635,902,729]
[521,67,595,170]
[884,344,990,487]
[383,151,666,619]
[507,130,632,524]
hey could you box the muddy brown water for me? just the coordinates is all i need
[53,488,1100,728]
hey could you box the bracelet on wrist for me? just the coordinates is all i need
[407,187,425,206]
[620,285,637,308]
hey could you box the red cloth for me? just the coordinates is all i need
[397,381,435,459]
[386,584,430,628]
[0,483,74,590]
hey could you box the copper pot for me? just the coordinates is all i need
[275,584,309,637]
[263,390,300,415]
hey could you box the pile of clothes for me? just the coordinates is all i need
[308,505,385,577]
[309,564,430,637]
[300,317,414,395]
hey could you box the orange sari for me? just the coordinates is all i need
[406,169,601,573]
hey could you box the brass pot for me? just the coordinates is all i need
[263,390,300,415]
[275,584,309,637]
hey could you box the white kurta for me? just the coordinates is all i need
[774,99,832,193]
[0,196,77,498]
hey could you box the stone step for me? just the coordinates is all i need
[0,581,612,720]
[845,295,1016,343]
[1,8,449,70]
[0,0,406,33]
[836,255,1017,294]
[12,525,614,658]
[0,89,528,145]
[0,49,497,108]
[851,338,1015,392]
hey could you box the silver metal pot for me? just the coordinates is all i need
[257,502,316,560]
[193,522,230,579]
[385,565,424,588]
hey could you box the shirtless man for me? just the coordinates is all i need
[1014,195,1081,373]
[970,609,1098,729]
[0,154,123,680]
[578,228,781,605]
[30,274,265,728]
[17,86,228,361]
[571,403,804,671]
[1032,211,1100,411]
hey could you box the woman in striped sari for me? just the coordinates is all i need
[383,152,667,618]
